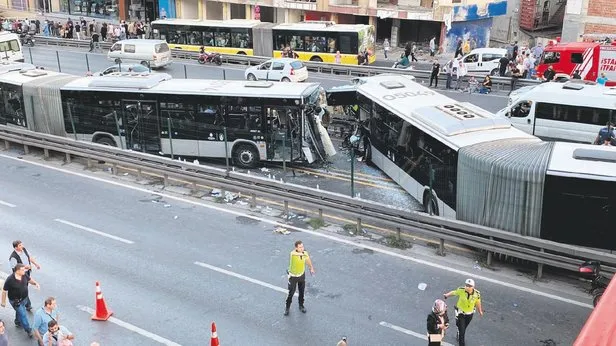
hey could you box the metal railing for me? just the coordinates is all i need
[32,36,541,92]
[1,124,614,279]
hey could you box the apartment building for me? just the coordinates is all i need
[562,0,616,42]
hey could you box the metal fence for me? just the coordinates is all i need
[33,36,541,92]
[1,124,615,279]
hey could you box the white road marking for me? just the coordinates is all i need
[194,261,297,296]
[379,321,454,346]
[0,200,16,207]
[54,218,134,244]
[76,305,181,346]
[2,154,592,309]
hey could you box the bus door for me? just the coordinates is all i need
[264,106,301,162]
[122,100,160,153]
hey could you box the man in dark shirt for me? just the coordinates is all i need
[498,55,509,77]
[1,264,40,338]
[429,60,441,88]
[572,70,582,79]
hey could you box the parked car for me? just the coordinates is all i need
[442,48,508,75]
[244,58,308,82]
[94,63,151,76]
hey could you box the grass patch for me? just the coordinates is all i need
[307,218,326,230]
[384,235,412,249]
[342,223,357,234]
[213,196,226,203]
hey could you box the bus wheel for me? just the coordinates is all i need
[234,144,258,168]
[247,73,257,81]
[95,137,116,147]
[423,192,440,216]
[310,56,323,63]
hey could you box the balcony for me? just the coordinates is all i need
[328,0,433,19]
[273,0,318,10]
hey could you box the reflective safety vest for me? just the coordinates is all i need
[288,250,309,277]
[452,287,481,314]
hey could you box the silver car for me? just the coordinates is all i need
[95,64,151,76]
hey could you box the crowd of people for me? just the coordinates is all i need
[0,240,101,345]
[2,17,151,43]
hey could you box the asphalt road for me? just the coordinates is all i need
[24,46,508,113]
[0,152,593,345]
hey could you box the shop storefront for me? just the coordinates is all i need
[54,0,120,20]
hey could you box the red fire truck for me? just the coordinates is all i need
[536,41,616,86]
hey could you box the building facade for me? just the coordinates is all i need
[518,0,566,32]
[562,0,616,42]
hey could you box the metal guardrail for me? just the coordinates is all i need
[32,36,541,92]
[1,124,614,278]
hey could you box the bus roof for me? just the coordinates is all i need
[357,75,535,150]
[61,73,321,99]
[151,18,264,28]
[273,22,371,32]
[514,81,616,109]
[547,142,616,182]
[0,67,67,85]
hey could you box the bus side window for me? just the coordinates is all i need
[327,36,337,53]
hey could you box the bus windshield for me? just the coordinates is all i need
[0,39,20,52]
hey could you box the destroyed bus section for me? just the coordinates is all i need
[56,76,336,168]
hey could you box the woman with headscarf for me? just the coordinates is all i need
[427,299,449,346]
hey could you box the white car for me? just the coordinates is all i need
[443,48,508,76]
[244,58,308,82]
[94,63,152,76]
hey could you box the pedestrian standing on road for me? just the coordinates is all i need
[443,278,483,346]
[42,320,74,346]
[0,320,8,346]
[335,51,341,64]
[427,299,449,346]
[429,36,436,56]
[284,240,315,316]
[9,240,41,311]
[33,297,60,346]
[429,60,440,88]
[1,263,40,338]
[446,61,454,90]
[383,38,390,60]
[411,43,418,62]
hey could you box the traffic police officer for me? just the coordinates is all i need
[443,278,483,346]
[284,240,315,316]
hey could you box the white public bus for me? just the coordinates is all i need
[354,74,537,219]
[497,81,616,144]
[333,75,616,249]
[0,64,335,168]
[0,32,24,63]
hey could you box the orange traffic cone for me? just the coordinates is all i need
[210,322,220,346]
[91,281,113,321]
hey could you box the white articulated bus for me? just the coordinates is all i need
[497,81,616,144]
[331,74,616,249]
[354,74,537,219]
[0,64,335,168]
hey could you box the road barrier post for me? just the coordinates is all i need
[184,64,187,79]
[28,47,33,64]
[56,51,61,72]
[223,127,229,172]
[282,131,286,173]
[85,53,90,72]
[167,117,174,160]
[350,148,355,198]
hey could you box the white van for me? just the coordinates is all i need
[496,81,616,143]
[443,48,507,75]
[108,39,171,69]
